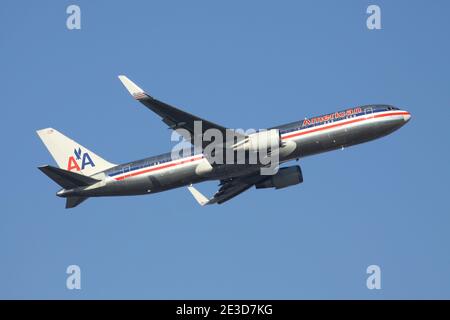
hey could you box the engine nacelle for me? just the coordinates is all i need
[255,165,303,189]
[234,129,281,153]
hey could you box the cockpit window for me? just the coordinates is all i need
[386,106,399,111]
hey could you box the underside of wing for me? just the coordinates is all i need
[187,174,267,206]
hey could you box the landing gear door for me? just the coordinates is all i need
[365,107,374,119]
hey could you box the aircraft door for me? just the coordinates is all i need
[365,107,374,118]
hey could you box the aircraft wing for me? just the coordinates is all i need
[187,174,266,205]
[118,75,244,148]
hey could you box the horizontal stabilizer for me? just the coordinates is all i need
[66,196,88,209]
[38,165,99,189]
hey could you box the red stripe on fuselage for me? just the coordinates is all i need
[115,156,204,181]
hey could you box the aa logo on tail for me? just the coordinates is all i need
[67,148,95,171]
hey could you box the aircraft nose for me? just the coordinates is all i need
[403,111,411,123]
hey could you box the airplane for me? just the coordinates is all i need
[37,76,411,208]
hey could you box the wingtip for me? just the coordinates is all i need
[187,184,210,206]
[118,75,147,99]
[37,165,49,173]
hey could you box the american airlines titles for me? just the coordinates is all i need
[302,107,362,127]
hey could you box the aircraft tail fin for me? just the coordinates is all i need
[36,128,116,176]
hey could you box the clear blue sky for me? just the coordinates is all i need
[1,0,449,299]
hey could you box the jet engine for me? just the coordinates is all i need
[255,165,303,189]
[233,129,282,153]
